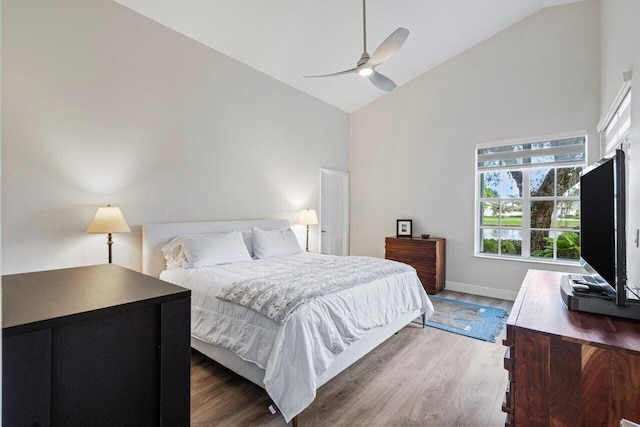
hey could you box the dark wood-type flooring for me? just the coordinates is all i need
[191,290,514,426]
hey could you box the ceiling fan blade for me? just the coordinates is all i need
[369,70,396,91]
[369,28,409,66]
[303,67,358,78]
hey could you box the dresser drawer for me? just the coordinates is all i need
[419,276,438,294]
[418,274,435,286]
[385,242,437,257]
[386,250,436,264]
[413,262,437,276]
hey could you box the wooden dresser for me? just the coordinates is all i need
[385,236,445,294]
[503,269,640,426]
[2,264,192,427]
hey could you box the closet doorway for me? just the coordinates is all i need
[319,168,349,255]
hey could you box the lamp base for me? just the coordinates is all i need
[305,225,310,252]
[107,233,113,264]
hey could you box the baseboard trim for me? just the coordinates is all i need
[445,281,518,301]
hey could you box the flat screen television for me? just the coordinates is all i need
[580,149,627,305]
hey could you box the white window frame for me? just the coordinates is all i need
[598,76,632,156]
[474,131,588,265]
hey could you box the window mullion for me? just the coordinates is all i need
[553,169,558,261]
[522,170,531,258]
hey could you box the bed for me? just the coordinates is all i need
[142,219,433,424]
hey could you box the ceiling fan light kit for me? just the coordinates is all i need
[304,0,408,92]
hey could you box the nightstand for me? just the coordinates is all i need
[2,264,191,426]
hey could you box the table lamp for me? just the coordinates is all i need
[87,205,131,263]
[299,209,318,252]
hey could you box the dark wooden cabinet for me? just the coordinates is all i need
[2,264,191,427]
[503,270,640,426]
[385,236,445,294]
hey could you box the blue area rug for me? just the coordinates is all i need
[415,296,509,343]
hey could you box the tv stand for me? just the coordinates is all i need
[503,270,640,426]
[560,275,640,320]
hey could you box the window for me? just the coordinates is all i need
[598,81,631,156]
[603,89,631,154]
[475,133,586,263]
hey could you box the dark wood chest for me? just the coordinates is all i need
[385,236,446,294]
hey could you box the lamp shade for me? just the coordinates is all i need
[86,206,131,234]
[299,209,318,226]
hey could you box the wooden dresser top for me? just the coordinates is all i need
[2,264,190,336]
[385,236,445,242]
[509,269,640,353]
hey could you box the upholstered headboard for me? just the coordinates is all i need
[142,219,290,278]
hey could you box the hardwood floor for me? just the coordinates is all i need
[191,291,514,426]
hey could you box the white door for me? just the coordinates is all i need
[320,168,349,255]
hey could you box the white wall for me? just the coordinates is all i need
[600,0,640,290]
[349,0,600,300]
[1,0,349,274]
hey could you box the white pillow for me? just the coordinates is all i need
[240,230,254,257]
[161,237,186,269]
[252,227,302,259]
[162,231,252,269]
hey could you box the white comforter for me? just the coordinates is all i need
[160,253,433,422]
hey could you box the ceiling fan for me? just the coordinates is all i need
[304,0,409,92]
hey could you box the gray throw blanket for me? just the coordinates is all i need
[217,256,415,323]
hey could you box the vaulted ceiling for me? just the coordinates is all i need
[114,0,585,112]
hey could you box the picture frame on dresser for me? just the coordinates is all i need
[396,219,412,238]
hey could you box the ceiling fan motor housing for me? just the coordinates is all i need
[357,52,370,67]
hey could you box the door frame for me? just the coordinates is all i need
[319,168,350,255]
